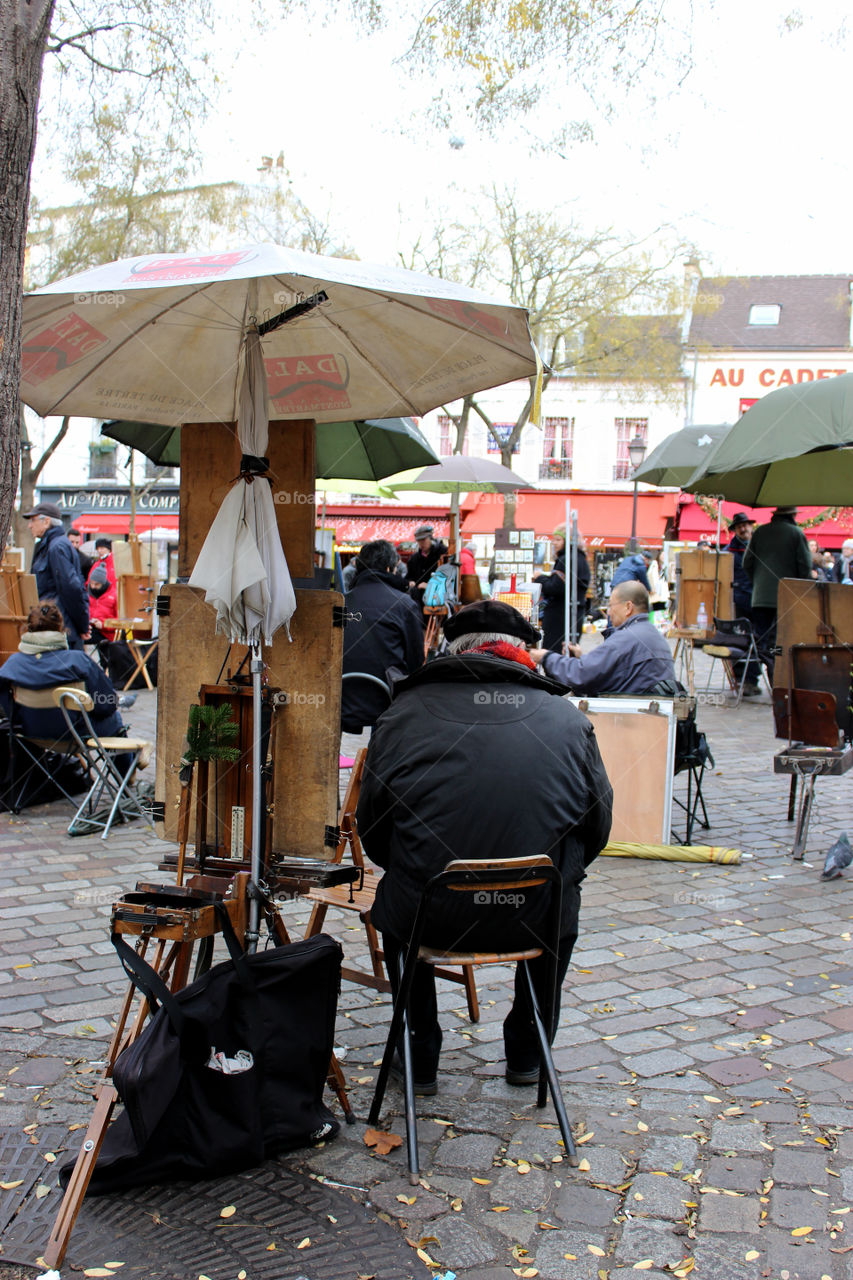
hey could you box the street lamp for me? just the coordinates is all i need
[628,433,647,553]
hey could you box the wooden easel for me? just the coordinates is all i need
[44,872,353,1271]
[0,566,38,663]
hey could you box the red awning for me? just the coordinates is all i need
[71,513,179,535]
[460,490,679,548]
[675,496,853,550]
[325,509,451,546]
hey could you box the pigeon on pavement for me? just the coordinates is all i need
[821,832,853,880]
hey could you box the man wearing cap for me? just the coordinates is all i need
[22,503,89,649]
[358,599,612,1092]
[610,548,652,593]
[724,513,761,695]
[743,506,812,658]
[530,581,675,696]
[405,525,448,599]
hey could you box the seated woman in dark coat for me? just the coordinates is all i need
[0,601,125,741]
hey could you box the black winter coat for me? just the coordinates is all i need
[358,652,612,948]
[405,540,448,588]
[538,549,591,650]
[30,526,89,643]
[342,569,424,732]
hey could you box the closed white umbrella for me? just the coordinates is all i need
[188,324,296,950]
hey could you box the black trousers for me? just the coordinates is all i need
[382,930,578,1077]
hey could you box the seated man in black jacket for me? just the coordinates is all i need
[357,600,612,1092]
[342,540,425,733]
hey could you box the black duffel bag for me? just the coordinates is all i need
[62,906,342,1193]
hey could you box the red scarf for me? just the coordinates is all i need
[461,639,537,670]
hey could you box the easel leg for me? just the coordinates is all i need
[791,772,817,861]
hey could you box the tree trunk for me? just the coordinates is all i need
[500,445,517,529]
[0,0,55,552]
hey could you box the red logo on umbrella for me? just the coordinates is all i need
[265,354,351,413]
[426,298,507,340]
[124,249,258,282]
[21,313,109,386]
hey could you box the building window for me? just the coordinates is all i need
[88,443,117,481]
[539,416,574,480]
[437,415,469,455]
[145,457,175,481]
[748,303,781,326]
[613,417,648,481]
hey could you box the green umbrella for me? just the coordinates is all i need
[685,373,853,504]
[632,424,731,488]
[101,416,439,481]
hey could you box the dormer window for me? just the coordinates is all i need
[748,303,781,325]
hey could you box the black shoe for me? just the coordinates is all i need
[389,1053,438,1096]
[505,1064,541,1086]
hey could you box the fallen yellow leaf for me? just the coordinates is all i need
[35,1185,50,1199]
[219,1205,236,1218]
[0,1181,23,1190]
[43,1152,56,1163]
[637,1121,649,1132]
[512,1269,538,1278]
[297,1237,311,1249]
[745,1251,760,1261]
[492,1205,511,1212]
[416,1249,436,1266]
[791,1226,813,1236]
[83,1271,115,1278]
[266,1243,276,1250]
[588,1244,606,1256]
[576,1131,594,1144]
[517,1161,531,1174]
[472,1177,492,1185]
[578,1158,591,1171]
[396,1194,417,1204]
[633,1262,654,1270]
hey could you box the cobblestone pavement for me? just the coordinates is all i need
[2,657,853,1280]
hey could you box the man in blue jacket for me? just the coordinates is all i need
[611,548,652,592]
[530,581,675,695]
[23,503,89,649]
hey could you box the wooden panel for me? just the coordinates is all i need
[178,419,315,579]
[675,549,734,633]
[0,571,37,618]
[155,583,342,860]
[775,580,853,690]
[0,616,27,664]
[116,574,155,629]
[569,698,675,843]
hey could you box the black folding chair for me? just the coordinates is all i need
[671,700,714,844]
[368,855,577,1185]
[702,616,770,705]
[2,682,90,813]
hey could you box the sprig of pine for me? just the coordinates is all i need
[184,704,241,764]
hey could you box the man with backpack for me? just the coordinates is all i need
[405,524,449,621]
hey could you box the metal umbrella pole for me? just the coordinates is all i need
[569,509,580,644]
[246,642,265,954]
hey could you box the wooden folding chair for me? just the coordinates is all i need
[368,856,578,1184]
[304,748,480,1021]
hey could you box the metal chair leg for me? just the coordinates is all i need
[521,962,577,1164]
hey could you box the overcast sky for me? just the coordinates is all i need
[192,0,850,278]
